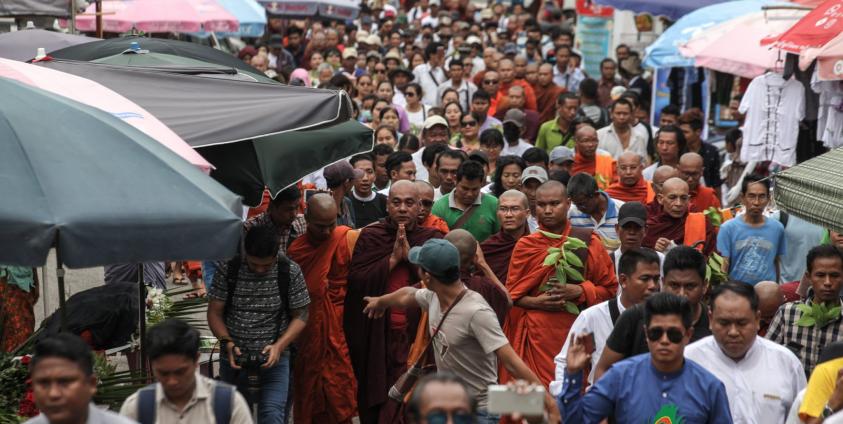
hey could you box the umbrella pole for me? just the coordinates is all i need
[137,264,147,375]
[55,246,67,332]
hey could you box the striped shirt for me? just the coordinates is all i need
[208,256,310,353]
[567,192,624,244]
[766,298,843,376]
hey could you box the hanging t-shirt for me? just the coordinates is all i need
[811,70,843,149]
[738,72,805,166]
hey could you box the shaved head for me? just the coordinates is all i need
[444,229,477,268]
[388,180,420,226]
[536,180,570,232]
[500,189,529,209]
[537,180,566,198]
[617,152,644,187]
[390,179,419,199]
[618,151,643,165]
[652,165,679,195]
[755,281,784,329]
[415,180,435,222]
[679,152,704,168]
[659,177,690,218]
[305,193,337,242]
[414,180,434,197]
[678,152,704,190]
[498,190,529,233]
[574,125,598,159]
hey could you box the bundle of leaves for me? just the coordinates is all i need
[539,234,587,315]
[796,302,842,328]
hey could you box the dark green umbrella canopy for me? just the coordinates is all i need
[92,50,273,83]
[0,77,243,268]
[775,147,843,234]
[199,120,374,205]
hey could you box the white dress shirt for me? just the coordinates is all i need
[685,335,807,424]
[413,63,447,106]
[501,139,533,157]
[550,297,627,395]
[597,124,649,160]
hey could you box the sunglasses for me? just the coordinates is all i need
[424,411,473,424]
[420,199,434,207]
[646,326,684,344]
[461,121,477,127]
[405,91,417,97]
[483,79,499,84]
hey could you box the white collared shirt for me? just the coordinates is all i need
[597,124,649,160]
[550,297,627,394]
[685,336,806,424]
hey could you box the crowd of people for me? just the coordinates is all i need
[7,1,843,424]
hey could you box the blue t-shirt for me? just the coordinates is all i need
[559,354,733,423]
[716,217,786,285]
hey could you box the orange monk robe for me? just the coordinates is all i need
[571,153,617,189]
[605,178,655,204]
[503,223,617,386]
[689,185,721,213]
[287,226,358,424]
[421,214,450,234]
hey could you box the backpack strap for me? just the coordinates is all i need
[136,384,158,424]
[212,384,234,424]
[608,298,621,325]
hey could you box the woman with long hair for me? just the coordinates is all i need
[489,155,527,197]
[457,111,482,154]
[403,83,431,136]
[355,74,375,105]
[375,80,411,133]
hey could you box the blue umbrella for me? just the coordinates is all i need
[643,0,784,68]
[194,0,266,38]
[593,0,729,20]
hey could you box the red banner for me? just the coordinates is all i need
[576,0,614,18]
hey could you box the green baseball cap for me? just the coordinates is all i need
[408,239,460,282]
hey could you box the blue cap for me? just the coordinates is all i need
[408,239,460,282]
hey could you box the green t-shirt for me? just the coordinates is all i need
[535,119,575,153]
[432,192,500,242]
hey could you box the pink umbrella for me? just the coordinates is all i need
[0,57,213,173]
[680,8,808,78]
[801,32,843,79]
[76,0,239,34]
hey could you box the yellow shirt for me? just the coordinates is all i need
[800,357,843,419]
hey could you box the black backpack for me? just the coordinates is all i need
[136,382,234,424]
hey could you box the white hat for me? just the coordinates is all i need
[521,166,548,184]
[422,115,449,131]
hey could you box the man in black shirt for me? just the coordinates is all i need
[349,153,388,228]
[593,245,711,381]
[678,110,722,199]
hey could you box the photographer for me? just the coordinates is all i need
[207,224,311,423]
[121,319,252,423]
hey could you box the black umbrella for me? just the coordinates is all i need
[0,0,69,16]
[0,29,95,61]
[35,59,353,147]
[49,35,262,76]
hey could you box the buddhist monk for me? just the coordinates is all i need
[343,180,444,423]
[415,180,449,234]
[504,180,617,386]
[679,152,721,212]
[605,152,654,203]
[481,190,531,284]
[287,194,357,423]
[445,229,512,324]
[646,165,679,216]
[642,177,716,256]
[570,125,616,190]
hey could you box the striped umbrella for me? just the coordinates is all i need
[775,147,843,233]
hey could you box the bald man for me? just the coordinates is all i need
[605,152,654,204]
[534,63,564,124]
[504,180,617,386]
[481,190,531,284]
[495,85,541,142]
[679,152,721,212]
[642,177,716,256]
[755,281,784,336]
[570,125,616,190]
[445,229,512,324]
[647,165,680,215]
[495,58,538,112]
[343,180,444,423]
[415,180,449,234]
[287,193,358,423]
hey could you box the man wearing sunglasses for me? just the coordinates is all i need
[594,246,712,381]
[560,293,732,423]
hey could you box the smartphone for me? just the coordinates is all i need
[487,385,545,416]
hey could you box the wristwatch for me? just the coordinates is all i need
[823,403,836,418]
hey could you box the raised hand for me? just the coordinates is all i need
[566,332,593,374]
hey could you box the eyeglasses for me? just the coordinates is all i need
[420,199,434,207]
[645,326,684,344]
[461,120,477,127]
[499,206,525,215]
[483,79,499,84]
[424,410,474,424]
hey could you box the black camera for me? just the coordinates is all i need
[236,351,268,370]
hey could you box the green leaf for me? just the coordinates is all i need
[705,264,712,283]
[539,283,555,292]
[563,237,588,250]
[564,302,580,315]
[797,316,816,327]
[564,251,583,268]
[543,251,561,266]
[555,267,567,285]
[795,303,813,315]
[565,266,584,282]
[829,306,842,318]
[547,247,561,254]
[539,230,563,239]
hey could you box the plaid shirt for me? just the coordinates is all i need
[244,212,307,256]
[766,298,843,376]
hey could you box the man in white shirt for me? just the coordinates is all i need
[500,109,533,157]
[685,282,806,424]
[437,59,477,111]
[412,115,452,182]
[598,98,649,160]
[413,42,447,106]
[550,247,660,393]
[552,45,584,93]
